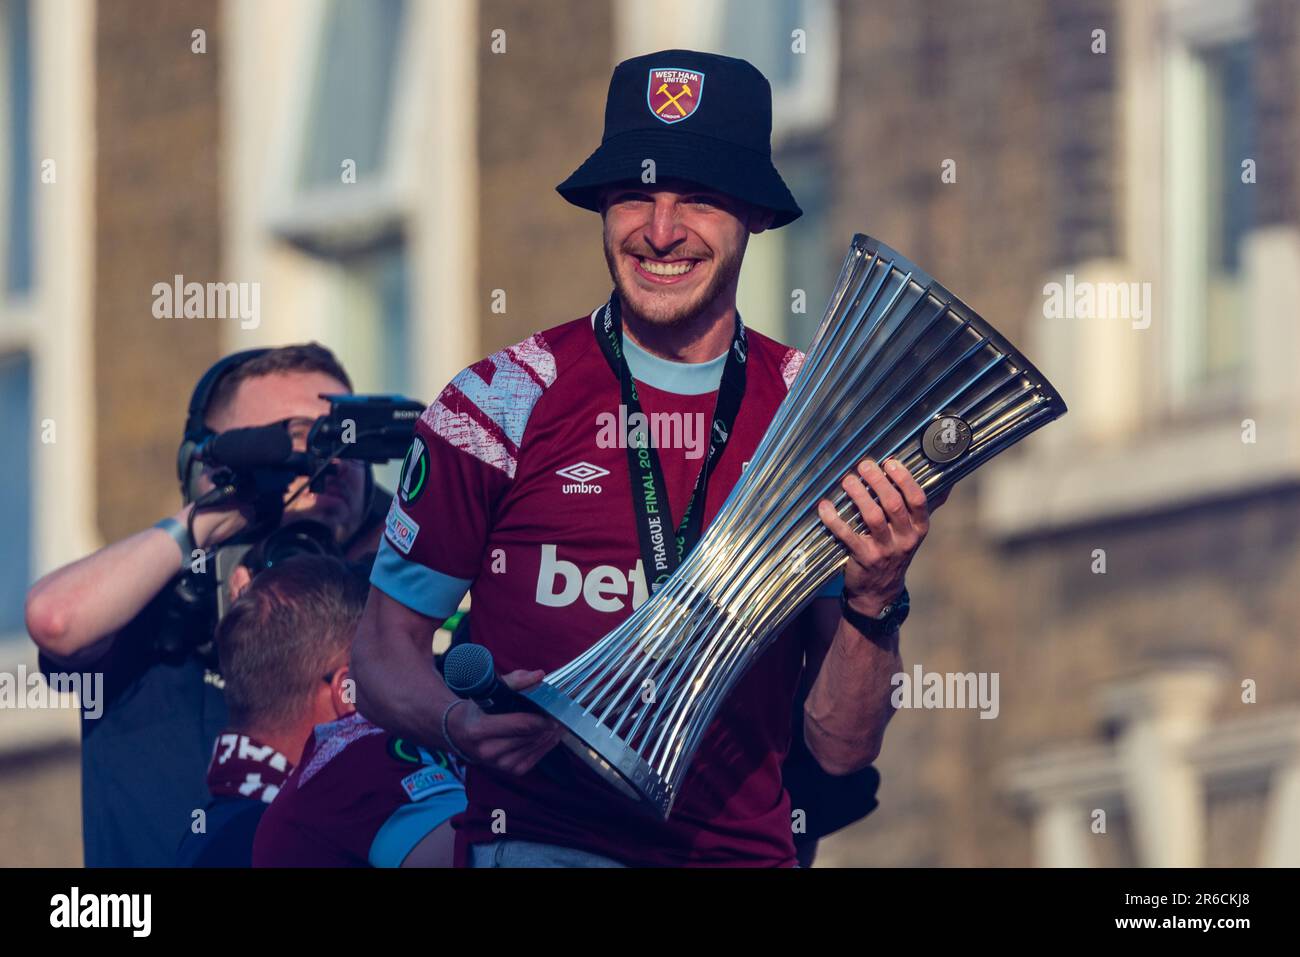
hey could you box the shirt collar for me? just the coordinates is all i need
[589,306,728,396]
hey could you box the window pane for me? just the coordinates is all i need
[0,352,31,635]
[298,0,406,190]
[1206,40,1253,274]
[780,150,833,350]
[322,244,411,492]
[1165,34,1255,397]
[720,0,805,89]
[6,0,32,294]
[371,242,411,397]
[1200,38,1253,384]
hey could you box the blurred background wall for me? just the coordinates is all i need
[1,0,1297,867]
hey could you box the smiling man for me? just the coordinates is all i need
[352,49,939,867]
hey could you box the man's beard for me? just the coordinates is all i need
[603,237,744,329]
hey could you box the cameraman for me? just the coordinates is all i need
[25,344,384,867]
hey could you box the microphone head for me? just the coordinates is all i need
[202,426,293,470]
[443,643,497,699]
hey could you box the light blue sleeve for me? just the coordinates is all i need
[369,538,473,620]
[368,787,468,868]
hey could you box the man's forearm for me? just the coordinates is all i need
[351,601,458,752]
[803,619,901,776]
[25,519,189,659]
[806,456,937,775]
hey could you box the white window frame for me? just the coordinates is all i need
[222,0,479,406]
[262,0,422,256]
[980,0,1300,539]
[1162,0,1254,412]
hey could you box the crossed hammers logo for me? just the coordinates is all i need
[655,82,694,118]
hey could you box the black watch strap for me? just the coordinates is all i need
[840,587,910,639]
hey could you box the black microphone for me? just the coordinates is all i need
[443,643,535,715]
[443,643,571,782]
[196,426,294,470]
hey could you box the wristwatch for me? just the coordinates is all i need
[839,586,910,639]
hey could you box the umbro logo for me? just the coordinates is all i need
[557,461,609,494]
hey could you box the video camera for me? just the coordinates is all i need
[157,394,423,656]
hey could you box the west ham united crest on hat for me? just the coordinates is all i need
[647,67,705,124]
[556,50,803,227]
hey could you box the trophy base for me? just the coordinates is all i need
[523,681,673,819]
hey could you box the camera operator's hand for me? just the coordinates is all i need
[27,367,374,667]
[444,669,564,776]
[180,500,257,550]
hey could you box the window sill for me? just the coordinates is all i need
[980,407,1300,539]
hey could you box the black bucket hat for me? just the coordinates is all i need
[556,49,803,228]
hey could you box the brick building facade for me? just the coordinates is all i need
[2,0,1296,867]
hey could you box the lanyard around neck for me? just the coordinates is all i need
[594,292,748,592]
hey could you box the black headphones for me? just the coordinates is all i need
[176,348,272,504]
[175,348,376,514]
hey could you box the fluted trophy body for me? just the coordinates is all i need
[523,234,1067,818]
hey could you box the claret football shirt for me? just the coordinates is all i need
[370,308,840,867]
[252,712,466,868]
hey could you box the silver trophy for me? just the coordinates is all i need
[523,234,1067,818]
